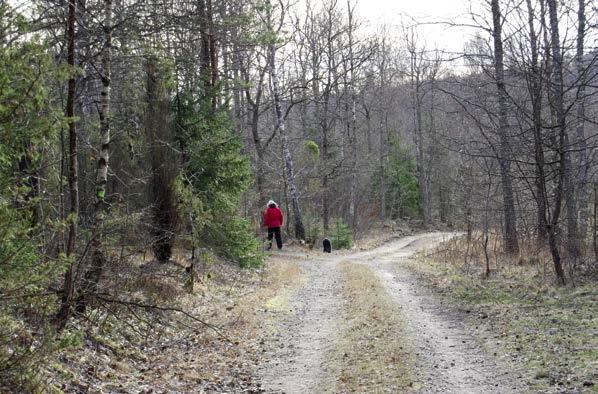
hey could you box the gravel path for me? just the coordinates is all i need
[367,233,523,393]
[258,255,343,393]
[258,232,523,393]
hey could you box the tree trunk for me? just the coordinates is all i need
[146,57,177,262]
[525,0,548,247]
[594,183,597,262]
[56,0,78,329]
[346,0,358,230]
[546,0,568,284]
[279,142,291,234]
[491,0,519,255]
[207,0,217,86]
[439,183,448,224]
[483,175,492,278]
[206,0,218,107]
[364,105,372,153]
[413,78,429,226]
[17,142,41,224]
[269,43,305,240]
[198,0,210,80]
[322,171,330,231]
[251,107,266,203]
[78,0,112,312]
[426,81,437,225]
[379,118,386,220]
[241,60,269,206]
[321,101,330,231]
[318,21,332,232]
[316,71,331,231]
[575,0,589,244]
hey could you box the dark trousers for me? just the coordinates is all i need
[267,227,283,249]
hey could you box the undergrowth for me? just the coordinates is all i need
[43,252,301,392]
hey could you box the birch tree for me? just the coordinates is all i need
[266,0,305,239]
[78,0,113,312]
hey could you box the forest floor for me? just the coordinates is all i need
[47,231,596,393]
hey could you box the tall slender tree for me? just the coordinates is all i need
[575,0,590,243]
[525,0,549,246]
[78,0,113,311]
[266,0,305,239]
[546,0,568,284]
[56,0,79,329]
[491,0,519,255]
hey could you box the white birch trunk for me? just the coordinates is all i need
[78,0,112,311]
[269,42,305,239]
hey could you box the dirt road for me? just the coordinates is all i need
[258,232,524,393]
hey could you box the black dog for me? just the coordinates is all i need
[323,238,331,253]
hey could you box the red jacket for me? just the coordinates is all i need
[263,206,284,228]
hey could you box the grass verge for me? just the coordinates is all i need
[329,261,414,392]
[405,236,597,393]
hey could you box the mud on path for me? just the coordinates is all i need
[258,233,525,393]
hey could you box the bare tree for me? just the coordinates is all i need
[575,0,590,243]
[524,0,549,246]
[266,0,305,239]
[78,0,113,312]
[491,0,519,255]
[56,0,79,329]
[545,0,568,284]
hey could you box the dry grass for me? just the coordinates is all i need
[427,232,595,283]
[328,261,414,392]
[44,250,303,392]
[406,234,598,393]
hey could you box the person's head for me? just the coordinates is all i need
[267,199,277,209]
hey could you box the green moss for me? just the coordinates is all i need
[50,363,74,380]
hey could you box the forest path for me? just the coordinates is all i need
[257,250,345,392]
[258,232,523,393]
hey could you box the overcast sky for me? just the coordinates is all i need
[292,0,490,72]
[352,0,483,55]
[8,0,486,57]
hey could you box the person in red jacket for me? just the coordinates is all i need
[263,200,284,250]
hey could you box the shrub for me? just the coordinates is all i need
[302,211,322,247]
[175,91,262,267]
[0,5,68,387]
[0,202,69,390]
[304,140,320,157]
[331,218,352,249]
[202,216,263,268]
[373,138,421,219]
